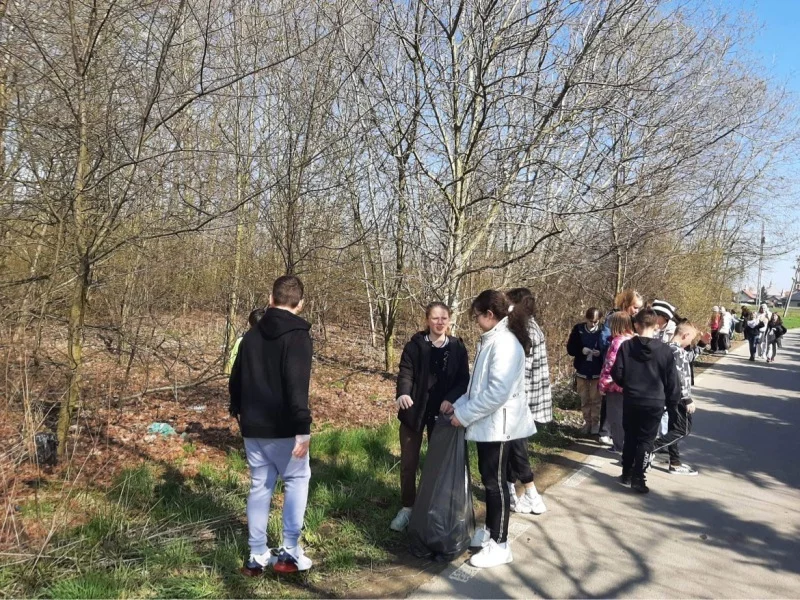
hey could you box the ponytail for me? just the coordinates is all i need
[507,287,536,321]
[472,290,532,355]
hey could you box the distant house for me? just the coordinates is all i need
[735,289,757,305]
[782,291,800,309]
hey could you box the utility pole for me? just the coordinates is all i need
[783,255,800,319]
[755,222,765,307]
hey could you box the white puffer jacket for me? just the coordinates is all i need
[453,318,536,442]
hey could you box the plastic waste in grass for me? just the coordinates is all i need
[147,422,177,436]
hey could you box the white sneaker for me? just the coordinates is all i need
[469,539,513,568]
[470,525,491,548]
[514,489,547,515]
[390,507,412,531]
[599,435,613,446]
[272,546,312,572]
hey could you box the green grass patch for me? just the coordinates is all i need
[6,419,574,598]
[780,308,800,330]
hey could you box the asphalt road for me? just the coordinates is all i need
[412,331,800,598]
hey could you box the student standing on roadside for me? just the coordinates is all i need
[450,290,536,569]
[652,321,702,476]
[652,300,678,344]
[230,276,314,575]
[612,308,681,494]
[567,308,603,434]
[598,312,635,453]
[504,287,550,516]
[390,302,470,532]
[598,290,644,445]
[708,307,722,353]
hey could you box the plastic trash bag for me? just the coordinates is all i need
[408,415,475,561]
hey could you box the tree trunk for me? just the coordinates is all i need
[224,172,246,365]
[57,255,90,458]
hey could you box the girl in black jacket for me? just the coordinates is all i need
[390,302,470,531]
[766,313,787,363]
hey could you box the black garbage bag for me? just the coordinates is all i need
[407,415,475,561]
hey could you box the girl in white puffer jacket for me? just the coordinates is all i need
[445,290,536,569]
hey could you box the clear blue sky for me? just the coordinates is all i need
[718,0,800,292]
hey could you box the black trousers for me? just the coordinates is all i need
[653,402,693,466]
[710,330,720,352]
[598,395,609,437]
[622,404,664,478]
[399,417,435,508]
[477,441,511,544]
[506,438,534,485]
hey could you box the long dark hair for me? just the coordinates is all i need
[507,287,536,320]
[472,290,532,355]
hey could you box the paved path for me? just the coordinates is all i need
[412,331,800,598]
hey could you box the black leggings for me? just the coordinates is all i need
[477,441,511,543]
[506,438,534,485]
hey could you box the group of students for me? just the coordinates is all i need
[226,275,789,577]
[228,277,554,574]
[568,291,710,489]
[391,288,553,569]
[740,303,787,362]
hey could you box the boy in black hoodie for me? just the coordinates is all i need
[230,275,314,575]
[612,307,681,493]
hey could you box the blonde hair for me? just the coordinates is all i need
[614,289,642,312]
[674,321,698,339]
[609,311,634,338]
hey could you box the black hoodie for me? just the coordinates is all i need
[611,336,680,409]
[229,307,313,438]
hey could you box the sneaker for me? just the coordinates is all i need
[470,525,491,548]
[669,464,699,476]
[618,473,632,486]
[598,435,614,446]
[651,452,669,464]
[631,476,649,494]
[515,489,547,515]
[241,551,275,576]
[724,350,729,355]
[272,546,312,573]
[389,507,412,531]
[469,539,513,569]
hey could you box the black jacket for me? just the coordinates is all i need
[566,323,603,379]
[396,333,470,432]
[229,307,313,438]
[611,337,680,409]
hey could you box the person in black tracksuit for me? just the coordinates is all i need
[390,302,470,531]
[612,307,681,494]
